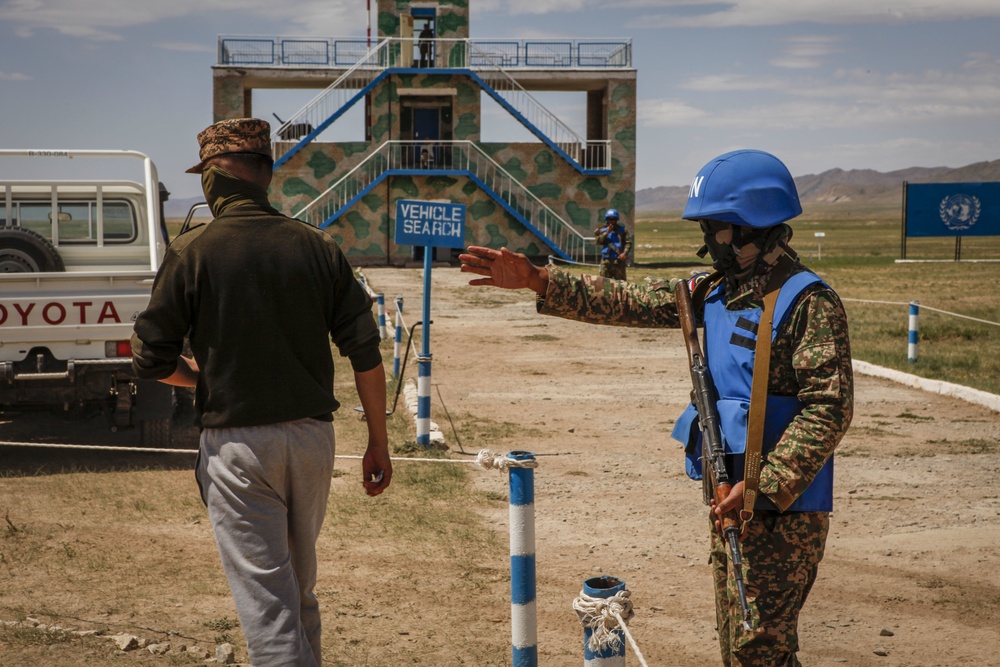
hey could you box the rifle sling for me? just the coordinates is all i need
[691,271,724,315]
[740,259,793,531]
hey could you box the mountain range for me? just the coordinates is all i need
[636,159,1000,212]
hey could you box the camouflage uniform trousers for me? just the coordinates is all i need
[710,510,830,666]
[598,259,628,280]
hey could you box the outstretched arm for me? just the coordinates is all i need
[459,246,549,296]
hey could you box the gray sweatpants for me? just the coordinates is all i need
[197,418,335,667]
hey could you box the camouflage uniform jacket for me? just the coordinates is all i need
[537,262,854,511]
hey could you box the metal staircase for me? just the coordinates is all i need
[271,40,392,168]
[292,140,594,263]
[465,41,609,171]
[270,38,610,173]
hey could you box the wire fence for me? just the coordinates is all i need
[842,298,1000,328]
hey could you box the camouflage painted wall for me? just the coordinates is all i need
[212,74,251,122]
[270,160,548,264]
[267,73,636,265]
[377,0,470,40]
[479,78,637,238]
[245,1,638,266]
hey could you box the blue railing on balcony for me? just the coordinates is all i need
[218,35,632,69]
[265,38,613,172]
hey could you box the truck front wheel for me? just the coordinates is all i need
[139,418,172,448]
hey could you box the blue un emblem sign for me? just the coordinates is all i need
[939,193,981,232]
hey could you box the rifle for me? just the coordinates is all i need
[674,278,753,632]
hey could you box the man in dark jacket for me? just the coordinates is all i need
[131,118,391,667]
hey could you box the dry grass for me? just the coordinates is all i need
[0,343,512,666]
[635,207,1000,394]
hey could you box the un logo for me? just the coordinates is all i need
[938,194,981,231]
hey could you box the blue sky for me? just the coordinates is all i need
[2,1,1000,201]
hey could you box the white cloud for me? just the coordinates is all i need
[678,73,790,92]
[0,0,362,41]
[156,42,214,53]
[0,70,31,80]
[769,35,842,69]
[637,99,707,126]
[473,0,588,15]
[624,0,1000,29]
[642,59,1000,131]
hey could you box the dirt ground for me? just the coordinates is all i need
[365,267,1000,667]
[1,265,998,667]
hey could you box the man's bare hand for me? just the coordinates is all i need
[459,246,549,295]
[362,442,392,497]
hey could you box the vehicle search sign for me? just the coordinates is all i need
[394,199,467,248]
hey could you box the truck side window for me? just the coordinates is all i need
[57,203,91,241]
[15,200,136,243]
[18,203,53,238]
[101,201,136,240]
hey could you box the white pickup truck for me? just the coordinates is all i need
[0,149,195,447]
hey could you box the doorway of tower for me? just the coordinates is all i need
[400,97,453,169]
[412,8,436,67]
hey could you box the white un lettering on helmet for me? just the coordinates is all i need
[688,175,705,199]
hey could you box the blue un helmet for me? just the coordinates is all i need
[681,149,801,228]
[605,209,620,221]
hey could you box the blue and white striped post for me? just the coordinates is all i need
[416,353,432,446]
[509,451,538,667]
[393,297,404,379]
[376,293,387,340]
[416,248,433,447]
[583,576,626,667]
[908,300,920,363]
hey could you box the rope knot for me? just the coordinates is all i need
[572,589,635,654]
[474,448,539,472]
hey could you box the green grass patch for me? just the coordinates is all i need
[634,208,1000,395]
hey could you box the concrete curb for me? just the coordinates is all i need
[853,360,1000,413]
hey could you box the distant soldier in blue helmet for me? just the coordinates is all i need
[594,208,632,280]
[460,149,853,666]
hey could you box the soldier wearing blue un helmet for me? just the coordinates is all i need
[684,148,802,289]
[677,149,852,665]
[460,148,853,666]
[594,208,631,280]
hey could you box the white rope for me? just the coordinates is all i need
[573,589,650,667]
[547,254,599,268]
[335,453,475,464]
[842,298,1000,328]
[0,440,476,463]
[0,440,197,455]
[474,448,539,471]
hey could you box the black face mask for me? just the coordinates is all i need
[200,164,271,217]
[697,221,743,274]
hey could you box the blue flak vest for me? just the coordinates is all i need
[600,229,626,261]
[670,270,835,512]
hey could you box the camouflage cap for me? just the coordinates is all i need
[186,118,272,174]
